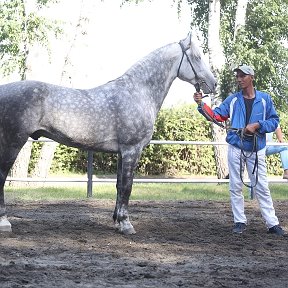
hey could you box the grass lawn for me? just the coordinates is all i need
[4,182,288,202]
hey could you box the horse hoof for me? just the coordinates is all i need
[115,220,136,235]
[0,216,12,232]
[122,227,136,235]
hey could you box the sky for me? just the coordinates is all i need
[8,0,205,106]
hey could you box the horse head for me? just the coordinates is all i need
[177,32,217,94]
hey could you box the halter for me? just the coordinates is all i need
[177,41,199,80]
[177,41,212,95]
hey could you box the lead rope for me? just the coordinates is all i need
[238,129,259,189]
[197,102,261,188]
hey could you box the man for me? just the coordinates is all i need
[193,64,285,236]
[266,126,288,179]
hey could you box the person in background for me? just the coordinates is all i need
[266,126,288,179]
[193,64,285,236]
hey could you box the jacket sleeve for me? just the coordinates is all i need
[258,95,279,134]
[197,102,229,123]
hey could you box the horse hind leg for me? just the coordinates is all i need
[113,154,122,223]
[0,143,26,232]
[0,168,12,232]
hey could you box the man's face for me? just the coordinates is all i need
[235,71,254,89]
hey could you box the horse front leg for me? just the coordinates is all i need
[114,151,140,235]
[0,139,27,232]
[0,168,12,232]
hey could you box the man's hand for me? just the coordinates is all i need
[244,123,260,134]
[193,92,203,105]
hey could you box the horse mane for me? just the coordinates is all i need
[123,43,178,77]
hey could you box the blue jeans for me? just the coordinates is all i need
[266,145,288,170]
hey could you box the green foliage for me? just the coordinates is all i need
[138,105,215,176]
[220,0,288,110]
[0,0,62,79]
[152,0,288,111]
[29,142,43,174]
[51,145,81,173]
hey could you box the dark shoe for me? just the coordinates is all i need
[268,225,285,236]
[233,222,247,234]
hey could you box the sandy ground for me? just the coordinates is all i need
[0,199,288,288]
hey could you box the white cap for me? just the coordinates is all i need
[233,65,255,76]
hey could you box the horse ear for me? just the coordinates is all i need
[180,31,192,49]
[187,31,192,42]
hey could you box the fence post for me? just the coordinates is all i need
[87,151,93,198]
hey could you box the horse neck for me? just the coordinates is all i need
[123,43,180,112]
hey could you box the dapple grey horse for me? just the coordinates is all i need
[0,32,217,234]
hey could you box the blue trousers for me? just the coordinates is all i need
[266,145,288,170]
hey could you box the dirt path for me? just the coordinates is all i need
[1,199,288,288]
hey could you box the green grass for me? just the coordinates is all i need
[4,183,288,202]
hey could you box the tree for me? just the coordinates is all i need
[207,0,228,178]
[0,0,62,183]
[0,0,61,79]
[215,0,288,110]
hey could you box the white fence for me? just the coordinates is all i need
[6,138,288,197]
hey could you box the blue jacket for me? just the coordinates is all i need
[199,90,279,151]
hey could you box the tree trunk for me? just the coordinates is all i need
[211,124,228,177]
[9,141,33,187]
[9,1,32,184]
[32,141,58,178]
[207,0,228,178]
[206,0,249,178]
[234,0,248,40]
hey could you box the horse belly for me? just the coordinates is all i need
[45,115,120,152]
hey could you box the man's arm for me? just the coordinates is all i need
[257,93,279,134]
[193,92,229,123]
[275,127,284,143]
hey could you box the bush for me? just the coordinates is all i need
[138,105,216,176]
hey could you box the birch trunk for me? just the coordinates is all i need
[234,0,248,41]
[9,141,33,187]
[207,0,248,178]
[207,0,228,178]
[32,141,58,179]
[9,1,32,186]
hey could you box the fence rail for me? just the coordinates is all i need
[7,138,288,197]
